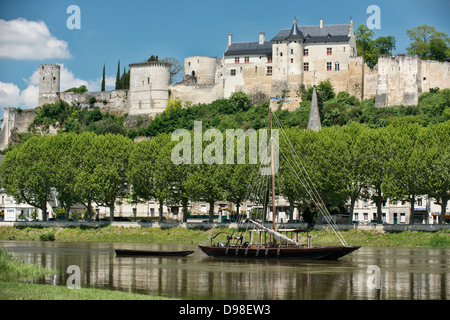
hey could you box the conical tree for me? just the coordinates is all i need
[101,64,106,92]
[115,60,121,90]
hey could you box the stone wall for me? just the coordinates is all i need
[375,55,450,107]
[61,89,128,115]
[0,107,36,150]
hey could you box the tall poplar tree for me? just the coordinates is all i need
[101,64,106,92]
[115,60,121,90]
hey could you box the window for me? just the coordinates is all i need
[400,213,406,223]
[266,66,272,76]
[201,205,207,213]
[290,58,294,63]
[280,52,283,57]
[335,62,340,71]
[417,198,423,206]
[231,69,236,76]
[255,66,258,73]
[354,213,359,222]
[267,54,272,63]
[291,49,294,54]
[303,48,309,56]
[245,57,249,63]
[363,213,368,221]
[327,47,332,55]
[235,57,240,64]
[303,62,309,71]
[327,62,332,71]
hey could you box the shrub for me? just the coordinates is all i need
[429,233,450,247]
[39,232,56,241]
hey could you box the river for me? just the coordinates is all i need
[1,241,449,300]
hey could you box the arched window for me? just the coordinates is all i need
[335,62,340,71]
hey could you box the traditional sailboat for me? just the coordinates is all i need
[199,98,360,260]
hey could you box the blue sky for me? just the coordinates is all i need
[0,0,449,115]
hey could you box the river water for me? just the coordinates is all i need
[1,241,449,300]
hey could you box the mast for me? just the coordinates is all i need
[270,109,276,231]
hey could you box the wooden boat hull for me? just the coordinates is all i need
[198,245,360,260]
[115,249,195,257]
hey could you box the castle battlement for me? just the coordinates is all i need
[0,17,449,151]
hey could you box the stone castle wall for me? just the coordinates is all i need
[1,53,449,151]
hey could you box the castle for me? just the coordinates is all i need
[1,17,449,150]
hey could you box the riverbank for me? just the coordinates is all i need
[0,247,172,300]
[0,225,449,248]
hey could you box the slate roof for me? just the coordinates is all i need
[224,22,351,56]
[272,24,351,43]
[286,19,304,40]
[224,41,273,56]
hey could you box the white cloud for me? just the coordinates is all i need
[0,18,71,60]
[0,82,21,107]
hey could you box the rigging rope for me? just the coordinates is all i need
[271,112,348,247]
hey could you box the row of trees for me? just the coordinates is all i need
[356,24,450,69]
[1,120,448,224]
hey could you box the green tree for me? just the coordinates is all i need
[383,124,428,224]
[337,124,370,222]
[73,132,98,220]
[147,55,159,62]
[356,25,397,68]
[90,134,133,221]
[101,64,106,92]
[229,91,253,113]
[355,25,378,68]
[48,133,82,220]
[128,134,173,223]
[423,122,450,224]
[406,25,450,61]
[115,60,121,90]
[355,126,394,224]
[0,136,54,220]
[278,128,311,221]
[119,67,130,90]
[374,36,396,55]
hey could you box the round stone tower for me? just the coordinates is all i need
[184,56,220,85]
[38,64,61,107]
[128,62,170,115]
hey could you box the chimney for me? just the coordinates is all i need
[320,18,324,29]
[228,34,233,46]
[259,32,265,45]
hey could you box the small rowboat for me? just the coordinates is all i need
[115,249,195,257]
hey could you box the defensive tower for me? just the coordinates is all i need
[38,64,61,107]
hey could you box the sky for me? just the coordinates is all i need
[0,0,449,117]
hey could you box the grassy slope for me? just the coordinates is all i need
[1,225,449,248]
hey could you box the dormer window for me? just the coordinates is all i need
[306,34,311,39]
[327,33,331,38]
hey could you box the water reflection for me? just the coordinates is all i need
[1,241,448,300]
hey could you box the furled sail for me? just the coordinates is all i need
[250,219,301,247]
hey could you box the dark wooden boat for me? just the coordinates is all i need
[115,249,195,257]
[198,244,360,260]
